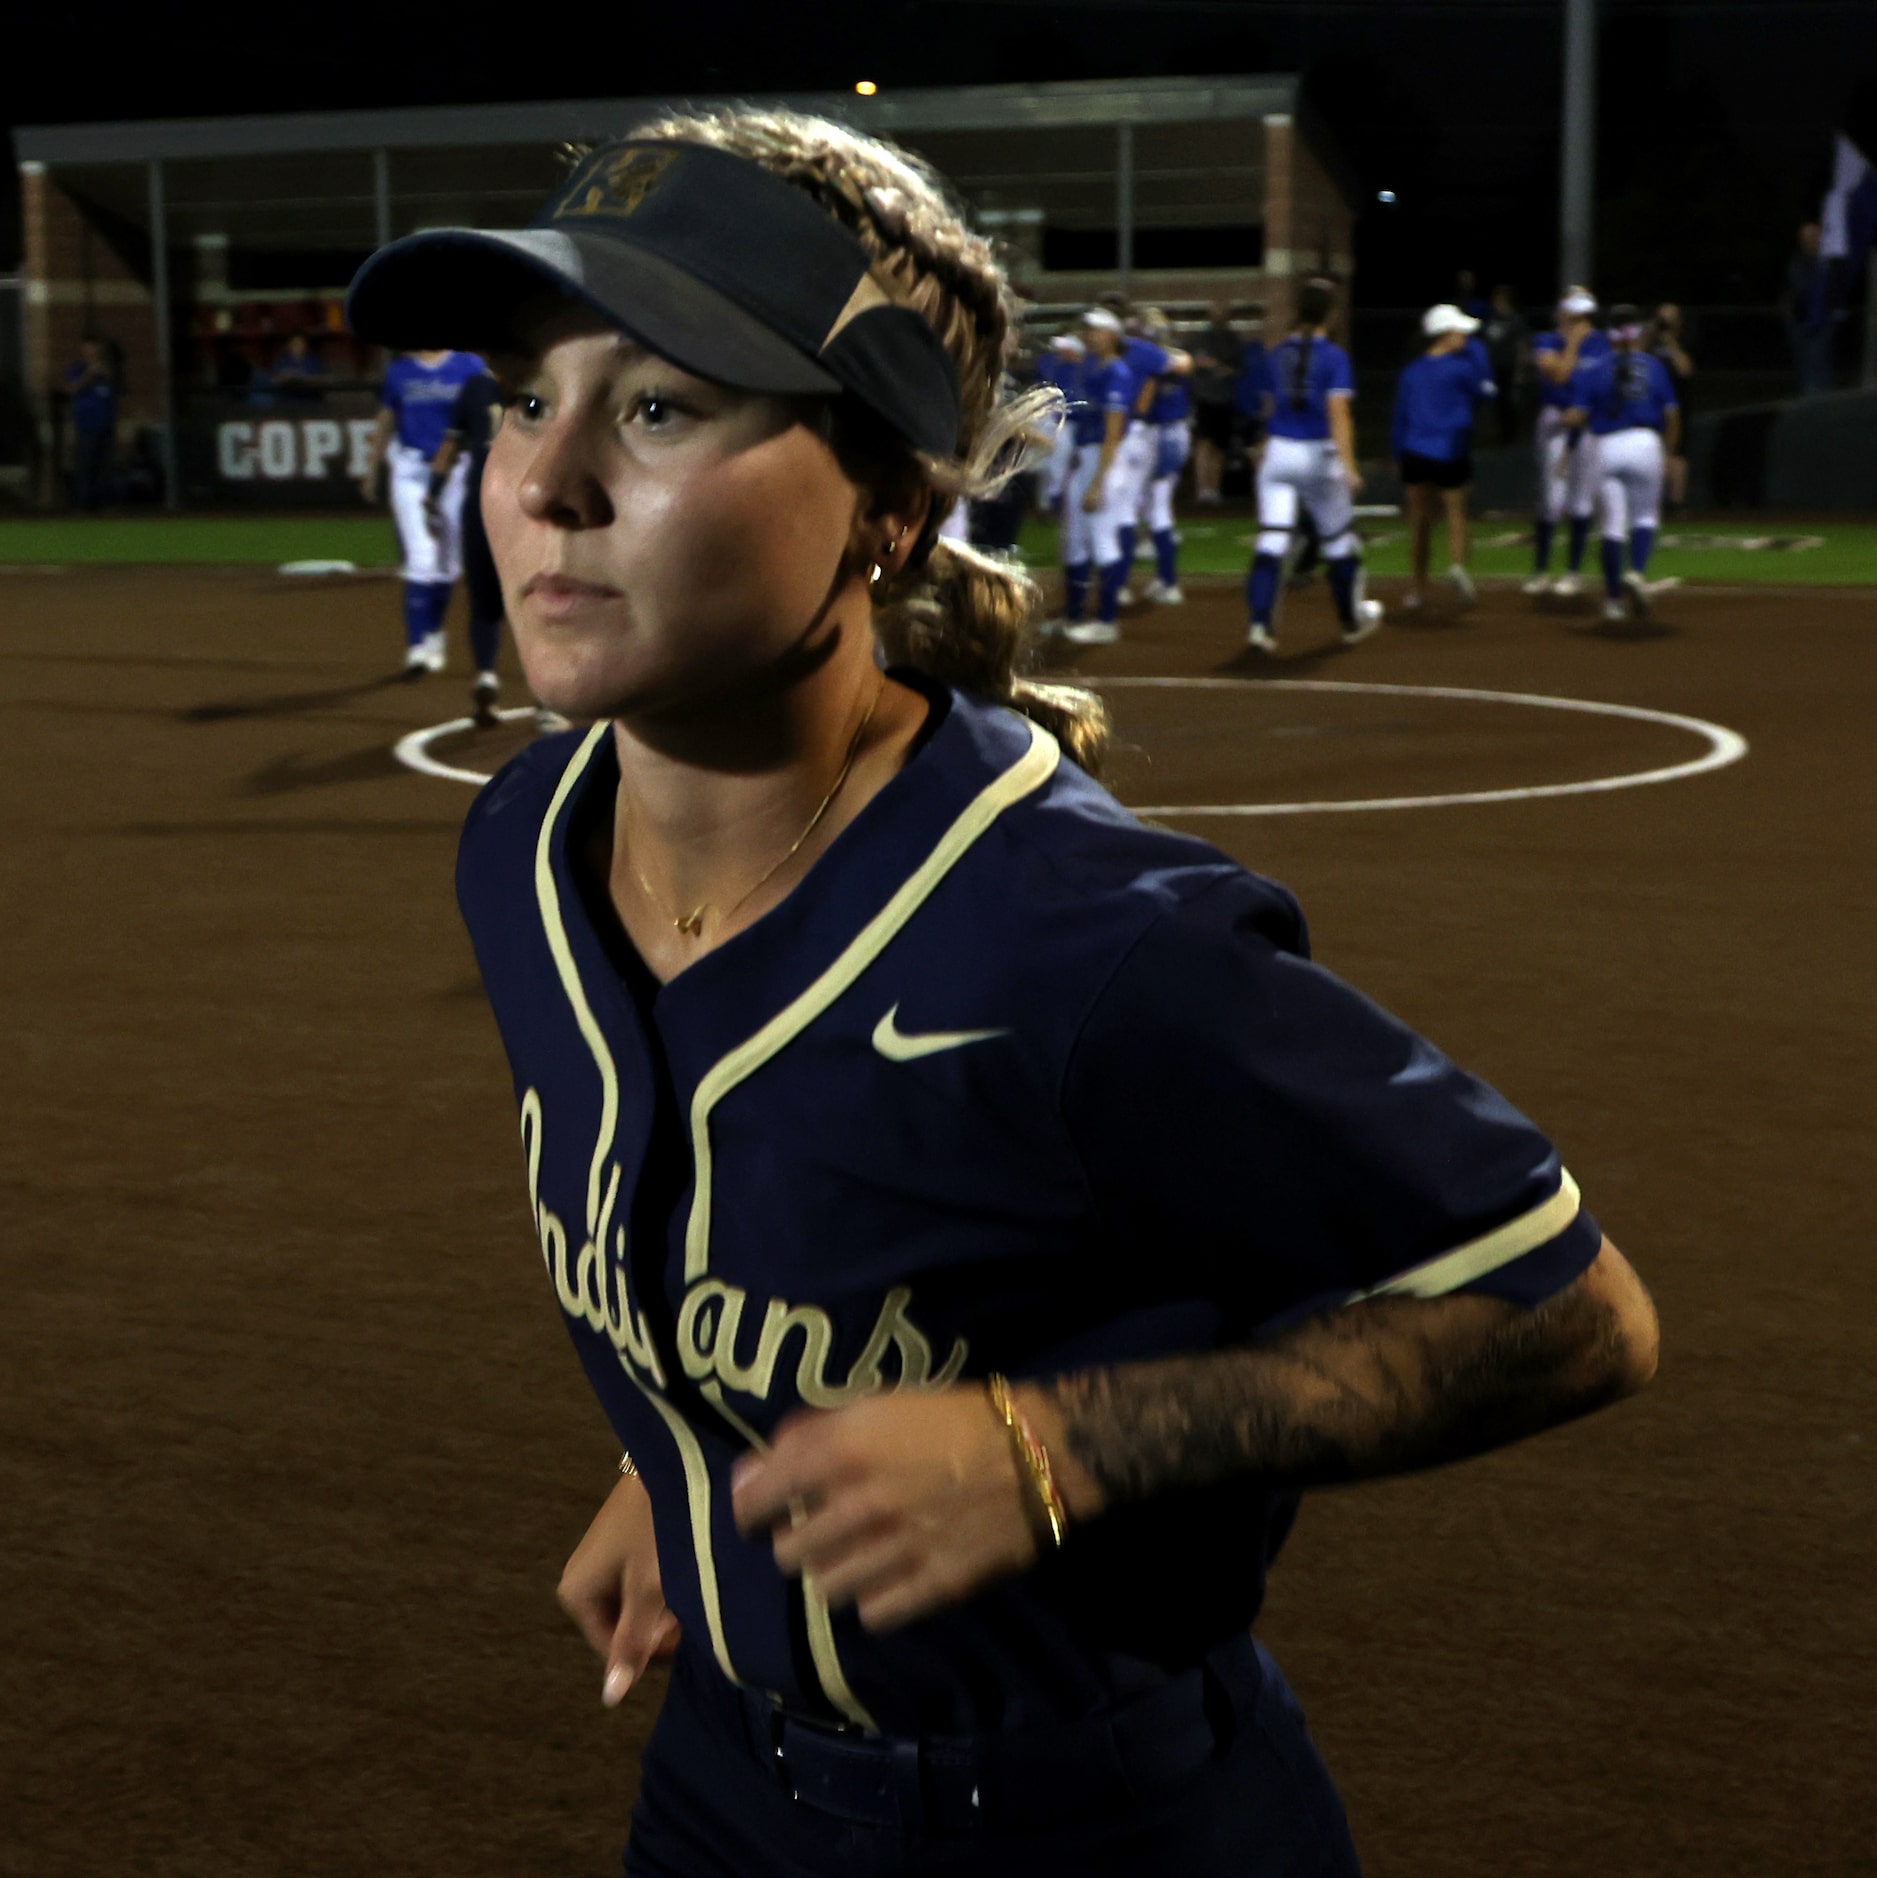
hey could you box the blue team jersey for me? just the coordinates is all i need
[1534,327,1612,410]
[456,671,1602,1737]
[1036,350,1087,407]
[1121,336,1169,419]
[1464,335,1497,399]
[1576,350,1679,436]
[1263,336,1355,441]
[1149,371,1191,424]
[1392,348,1495,462]
[381,351,488,457]
[1071,356,1136,447]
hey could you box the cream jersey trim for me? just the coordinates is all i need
[684,716,1062,1283]
[535,721,620,1241]
[1350,1170,1585,1302]
[704,1381,880,1731]
[534,723,746,1687]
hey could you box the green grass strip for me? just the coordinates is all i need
[1,510,1871,585]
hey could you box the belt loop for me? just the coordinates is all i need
[889,1735,926,1833]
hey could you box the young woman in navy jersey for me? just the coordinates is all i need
[347,107,1659,1878]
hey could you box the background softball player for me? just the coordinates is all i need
[1110,310,1170,608]
[1135,308,1193,605]
[1570,303,1681,623]
[1524,288,1609,597]
[1245,277,1382,652]
[1391,304,1494,612]
[1053,308,1136,646]
[1034,332,1085,513]
[357,346,486,675]
[427,363,506,724]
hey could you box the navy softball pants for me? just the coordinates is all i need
[623,1637,1363,1877]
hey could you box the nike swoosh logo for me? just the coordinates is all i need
[871,1003,1010,1062]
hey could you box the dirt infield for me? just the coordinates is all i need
[2,565,1872,1877]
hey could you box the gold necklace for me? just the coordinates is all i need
[623,672,886,940]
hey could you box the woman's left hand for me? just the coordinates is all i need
[730,1386,1050,1634]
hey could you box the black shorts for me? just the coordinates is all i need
[1193,402,1237,450]
[1398,450,1473,489]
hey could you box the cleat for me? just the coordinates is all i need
[472,673,500,728]
[422,630,447,673]
[1151,583,1184,604]
[401,646,428,682]
[1061,618,1122,646]
[1603,596,1628,623]
[1521,573,1552,595]
[1246,622,1277,652]
[1033,616,1071,639]
[1552,571,1583,597]
[1142,577,1168,601]
[1341,599,1384,644]
[1114,585,1135,607]
[1448,564,1478,607]
[1622,570,1652,618]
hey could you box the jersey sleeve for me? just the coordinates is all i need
[379,365,403,418]
[1324,344,1355,397]
[1060,874,1601,1336]
[1101,363,1134,414]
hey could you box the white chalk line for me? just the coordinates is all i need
[1085,678,1746,815]
[392,680,1748,817]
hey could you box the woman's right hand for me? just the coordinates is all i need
[558,1471,683,1708]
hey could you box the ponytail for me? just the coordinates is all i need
[875,537,1112,775]
[1290,276,1337,415]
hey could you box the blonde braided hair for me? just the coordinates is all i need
[615,104,1112,773]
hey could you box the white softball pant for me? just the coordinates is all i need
[1038,416,1076,508]
[1595,427,1665,539]
[1060,441,1141,566]
[1536,407,1599,522]
[1255,436,1357,558]
[389,442,470,584]
[1111,419,1157,525]
[1137,420,1191,533]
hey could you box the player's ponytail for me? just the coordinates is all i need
[625,104,1111,773]
[1290,277,1336,412]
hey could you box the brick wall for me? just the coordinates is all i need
[22,163,164,498]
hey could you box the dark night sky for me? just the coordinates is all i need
[5,0,1875,304]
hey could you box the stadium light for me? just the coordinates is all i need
[1377,190,1397,204]
[855,80,879,96]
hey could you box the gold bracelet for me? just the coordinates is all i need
[986,1373,1068,1548]
[618,1454,639,1479]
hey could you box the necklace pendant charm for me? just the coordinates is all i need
[676,907,707,938]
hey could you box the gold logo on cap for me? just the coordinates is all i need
[556,147,678,222]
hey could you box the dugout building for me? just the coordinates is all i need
[7,76,1354,509]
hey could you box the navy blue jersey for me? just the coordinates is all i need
[1576,350,1679,436]
[1392,348,1494,462]
[381,351,487,457]
[1264,336,1355,441]
[1534,327,1611,410]
[1070,357,1135,447]
[457,672,1602,1738]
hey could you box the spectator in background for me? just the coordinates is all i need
[1454,269,1490,322]
[1482,284,1530,445]
[64,336,118,512]
[1785,222,1834,393]
[268,332,327,403]
[1188,298,1244,504]
[1648,304,1695,505]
